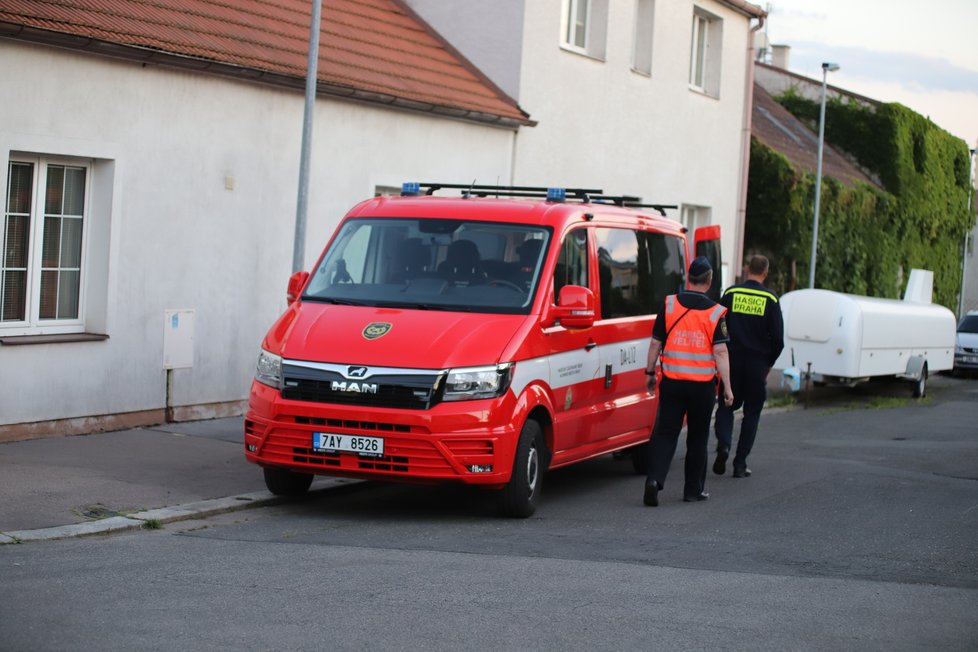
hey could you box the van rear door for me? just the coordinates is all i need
[693,225,722,302]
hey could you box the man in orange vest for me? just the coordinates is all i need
[643,256,734,506]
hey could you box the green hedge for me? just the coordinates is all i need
[748,88,973,308]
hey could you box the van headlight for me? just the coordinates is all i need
[256,349,283,388]
[442,364,513,402]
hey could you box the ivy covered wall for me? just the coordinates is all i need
[747,89,973,309]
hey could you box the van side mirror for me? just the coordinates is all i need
[552,285,595,329]
[287,271,309,305]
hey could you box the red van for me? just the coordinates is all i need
[244,183,720,516]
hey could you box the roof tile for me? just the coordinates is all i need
[0,0,528,124]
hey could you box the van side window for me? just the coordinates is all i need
[645,232,686,312]
[554,229,589,302]
[596,228,649,318]
[595,228,685,319]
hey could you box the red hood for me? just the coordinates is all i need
[267,303,528,368]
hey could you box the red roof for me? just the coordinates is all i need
[752,84,880,189]
[0,0,530,126]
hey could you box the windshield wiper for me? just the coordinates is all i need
[301,296,361,306]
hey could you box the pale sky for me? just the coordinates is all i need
[761,0,978,150]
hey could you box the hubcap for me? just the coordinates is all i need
[526,443,539,495]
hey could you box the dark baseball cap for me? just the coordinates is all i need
[688,255,712,276]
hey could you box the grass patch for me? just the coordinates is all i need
[142,519,162,530]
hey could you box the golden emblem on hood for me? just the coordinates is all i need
[362,322,393,340]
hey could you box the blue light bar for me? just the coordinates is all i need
[401,182,421,196]
[547,187,566,202]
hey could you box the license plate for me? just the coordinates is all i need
[313,432,384,457]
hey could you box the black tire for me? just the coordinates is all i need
[912,363,928,398]
[263,467,313,496]
[630,442,650,475]
[498,419,545,518]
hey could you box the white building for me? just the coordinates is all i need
[0,1,526,439]
[407,0,767,283]
[1,0,765,438]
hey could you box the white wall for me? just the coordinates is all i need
[514,0,752,273]
[404,0,527,102]
[0,41,515,426]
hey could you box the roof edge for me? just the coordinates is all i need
[717,0,767,19]
[0,21,531,130]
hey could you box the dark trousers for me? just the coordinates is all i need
[714,351,769,469]
[646,377,717,496]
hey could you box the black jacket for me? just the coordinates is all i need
[719,280,784,367]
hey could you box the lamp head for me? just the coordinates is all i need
[822,62,840,72]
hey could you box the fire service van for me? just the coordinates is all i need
[244,183,721,516]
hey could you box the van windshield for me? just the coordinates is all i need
[303,218,552,314]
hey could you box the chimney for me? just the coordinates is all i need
[771,44,791,69]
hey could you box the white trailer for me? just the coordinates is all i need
[774,270,956,397]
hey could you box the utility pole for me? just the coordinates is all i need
[292,0,323,273]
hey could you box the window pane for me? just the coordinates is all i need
[7,162,34,214]
[63,167,86,215]
[61,217,83,268]
[42,215,62,267]
[554,229,588,301]
[1,270,27,321]
[45,165,65,215]
[4,215,30,267]
[39,269,58,319]
[57,270,80,319]
[644,232,685,311]
[574,0,588,47]
[596,228,649,319]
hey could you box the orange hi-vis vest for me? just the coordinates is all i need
[660,294,726,382]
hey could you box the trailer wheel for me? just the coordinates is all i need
[497,419,544,518]
[912,362,928,398]
[263,467,313,496]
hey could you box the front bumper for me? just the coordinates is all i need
[244,381,521,486]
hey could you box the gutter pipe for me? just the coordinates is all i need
[734,13,766,280]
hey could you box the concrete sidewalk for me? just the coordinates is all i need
[0,417,350,544]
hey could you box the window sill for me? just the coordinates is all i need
[688,85,719,100]
[558,44,605,63]
[0,332,109,346]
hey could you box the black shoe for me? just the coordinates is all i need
[643,482,660,507]
[733,467,752,478]
[713,449,729,475]
[683,491,709,502]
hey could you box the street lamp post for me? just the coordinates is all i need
[808,61,840,289]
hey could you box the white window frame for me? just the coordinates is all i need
[689,6,723,97]
[2,155,92,336]
[560,0,608,60]
[681,204,712,235]
[561,0,590,53]
[689,12,709,91]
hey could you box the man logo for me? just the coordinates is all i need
[348,366,368,378]
[362,322,392,340]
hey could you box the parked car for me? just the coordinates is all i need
[954,310,978,375]
[243,182,722,517]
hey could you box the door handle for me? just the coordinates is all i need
[585,341,597,351]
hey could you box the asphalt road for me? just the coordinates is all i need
[2,375,976,651]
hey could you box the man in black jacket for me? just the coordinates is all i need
[712,255,784,478]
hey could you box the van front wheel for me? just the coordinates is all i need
[498,420,544,518]
[263,467,313,496]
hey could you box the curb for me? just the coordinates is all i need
[0,478,357,544]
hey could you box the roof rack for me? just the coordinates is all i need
[591,195,678,216]
[399,183,676,214]
[402,182,602,203]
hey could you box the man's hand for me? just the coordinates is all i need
[723,384,734,406]
[646,373,657,396]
